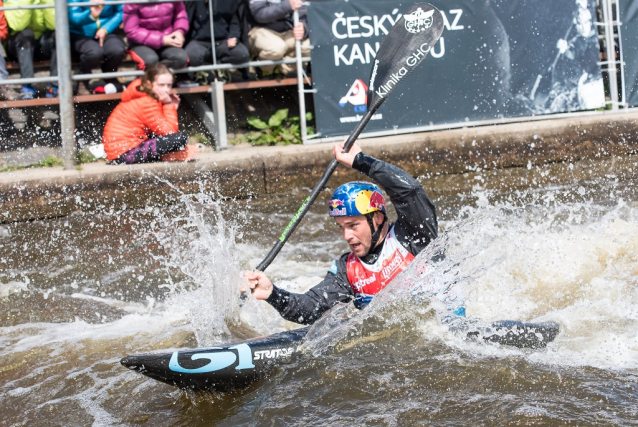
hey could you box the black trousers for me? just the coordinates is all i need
[70,33,127,75]
[185,39,250,70]
[129,45,189,70]
[116,132,188,164]
[7,29,57,79]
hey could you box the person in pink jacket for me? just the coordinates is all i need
[124,1,189,70]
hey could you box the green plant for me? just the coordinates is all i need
[77,150,98,165]
[236,109,314,146]
[0,155,64,173]
[35,156,64,168]
[189,132,209,145]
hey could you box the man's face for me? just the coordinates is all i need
[335,212,383,257]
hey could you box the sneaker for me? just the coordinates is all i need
[76,81,90,96]
[160,145,201,162]
[256,68,277,80]
[46,85,58,98]
[20,85,36,100]
[215,70,232,83]
[194,71,213,85]
[176,80,200,88]
[0,85,20,101]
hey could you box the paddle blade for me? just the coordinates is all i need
[367,3,444,112]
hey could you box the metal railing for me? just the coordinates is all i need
[0,0,312,168]
[0,0,629,165]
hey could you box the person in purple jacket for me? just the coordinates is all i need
[124,1,189,70]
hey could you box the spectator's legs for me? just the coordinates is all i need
[100,34,126,74]
[7,29,35,78]
[0,48,18,101]
[0,48,8,81]
[7,29,36,98]
[159,47,189,69]
[38,31,57,77]
[248,27,288,75]
[71,34,105,74]
[129,45,160,70]
[216,41,251,80]
[116,132,188,164]
[71,34,106,94]
[185,40,211,67]
[217,41,250,65]
[35,31,58,100]
[281,32,311,75]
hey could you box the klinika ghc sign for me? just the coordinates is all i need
[336,6,448,124]
[307,0,604,138]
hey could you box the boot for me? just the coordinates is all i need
[76,81,90,96]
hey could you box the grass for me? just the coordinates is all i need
[0,151,101,173]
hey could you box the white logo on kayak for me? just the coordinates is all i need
[404,8,434,33]
[254,347,295,360]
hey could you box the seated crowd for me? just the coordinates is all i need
[0,0,310,101]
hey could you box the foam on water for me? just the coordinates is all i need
[300,187,638,370]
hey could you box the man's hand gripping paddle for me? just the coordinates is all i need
[255,3,444,274]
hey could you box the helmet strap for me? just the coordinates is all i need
[366,212,387,254]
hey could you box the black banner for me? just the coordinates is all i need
[307,0,605,137]
[619,0,638,106]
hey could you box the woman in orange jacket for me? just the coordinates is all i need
[102,63,198,163]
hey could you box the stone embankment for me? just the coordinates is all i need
[2,110,638,223]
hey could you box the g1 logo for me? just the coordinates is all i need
[169,344,255,374]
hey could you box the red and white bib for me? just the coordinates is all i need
[346,226,415,301]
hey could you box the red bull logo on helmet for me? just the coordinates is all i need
[368,191,385,211]
[329,199,345,208]
[329,199,347,217]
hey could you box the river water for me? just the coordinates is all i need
[1,155,638,426]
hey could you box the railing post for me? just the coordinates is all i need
[211,80,227,150]
[602,0,619,110]
[293,9,307,144]
[54,0,76,169]
[208,0,217,66]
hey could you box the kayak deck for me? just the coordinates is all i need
[121,320,559,392]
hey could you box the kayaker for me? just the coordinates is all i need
[243,141,438,324]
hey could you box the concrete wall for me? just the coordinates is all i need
[2,110,638,223]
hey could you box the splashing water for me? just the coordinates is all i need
[302,192,638,372]
[3,160,638,425]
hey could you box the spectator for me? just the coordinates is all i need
[185,0,251,83]
[124,2,189,71]
[248,0,310,78]
[4,0,56,99]
[102,63,199,164]
[0,0,14,100]
[68,0,126,95]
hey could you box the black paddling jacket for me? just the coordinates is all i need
[266,152,438,325]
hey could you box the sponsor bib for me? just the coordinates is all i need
[346,226,414,308]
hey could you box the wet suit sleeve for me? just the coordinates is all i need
[353,152,438,255]
[266,254,353,325]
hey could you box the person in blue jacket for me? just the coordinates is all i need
[68,0,126,95]
[243,141,439,324]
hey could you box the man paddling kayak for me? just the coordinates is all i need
[243,141,438,324]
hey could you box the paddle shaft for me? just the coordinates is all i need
[255,3,444,272]
[256,107,377,272]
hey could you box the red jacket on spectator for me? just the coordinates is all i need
[102,78,179,161]
[123,2,189,51]
[0,1,8,40]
